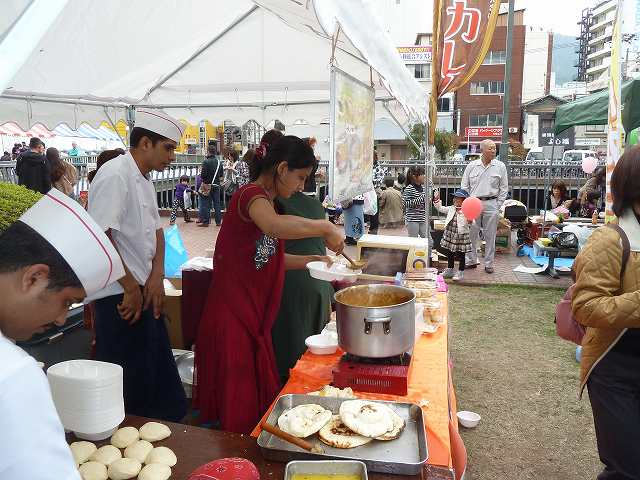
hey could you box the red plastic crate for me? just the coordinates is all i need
[332,361,409,396]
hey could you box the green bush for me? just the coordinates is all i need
[0,183,43,234]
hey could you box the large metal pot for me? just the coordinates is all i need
[334,284,415,358]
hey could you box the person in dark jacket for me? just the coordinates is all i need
[0,151,10,162]
[198,144,223,227]
[15,138,50,194]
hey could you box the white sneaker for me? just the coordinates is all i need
[442,268,455,279]
[452,271,464,281]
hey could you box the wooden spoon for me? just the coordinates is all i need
[339,251,367,270]
[261,422,325,454]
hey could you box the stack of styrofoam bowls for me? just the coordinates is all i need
[47,360,124,441]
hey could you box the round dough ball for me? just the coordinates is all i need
[89,444,122,466]
[110,426,139,449]
[124,440,153,464]
[138,463,171,480]
[78,461,107,480]
[145,446,177,467]
[107,458,141,480]
[70,441,97,465]
[139,422,171,442]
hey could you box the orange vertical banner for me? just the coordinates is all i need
[430,0,501,143]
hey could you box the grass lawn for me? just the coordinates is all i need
[448,284,601,479]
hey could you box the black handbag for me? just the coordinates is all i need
[553,232,579,249]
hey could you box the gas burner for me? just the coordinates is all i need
[332,352,413,396]
[341,352,412,366]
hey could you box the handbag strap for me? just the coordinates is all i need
[605,223,631,279]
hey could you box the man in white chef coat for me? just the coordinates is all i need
[0,184,124,479]
[461,139,509,274]
[88,109,187,422]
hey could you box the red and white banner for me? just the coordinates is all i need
[465,126,502,138]
[0,122,54,138]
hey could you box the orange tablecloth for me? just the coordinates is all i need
[252,292,460,471]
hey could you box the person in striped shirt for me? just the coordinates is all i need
[402,165,430,240]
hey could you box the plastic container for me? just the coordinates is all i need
[306,261,360,282]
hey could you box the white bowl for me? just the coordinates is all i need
[74,426,119,441]
[305,334,338,355]
[307,261,360,282]
[457,410,481,428]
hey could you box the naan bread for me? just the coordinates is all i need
[375,408,406,440]
[308,385,356,399]
[107,458,142,480]
[277,404,332,438]
[318,415,373,449]
[145,446,177,467]
[138,463,171,480]
[111,426,139,449]
[124,440,153,464]
[89,445,122,466]
[339,400,395,438]
[78,461,107,480]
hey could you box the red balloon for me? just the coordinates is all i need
[461,196,483,221]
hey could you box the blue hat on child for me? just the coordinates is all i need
[453,188,470,198]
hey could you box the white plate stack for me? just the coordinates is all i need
[47,360,124,441]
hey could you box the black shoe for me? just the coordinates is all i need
[345,237,357,246]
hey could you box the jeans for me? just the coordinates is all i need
[407,221,426,238]
[198,186,222,225]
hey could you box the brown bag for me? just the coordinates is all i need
[555,224,630,345]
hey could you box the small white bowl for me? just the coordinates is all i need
[457,410,481,428]
[305,334,338,355]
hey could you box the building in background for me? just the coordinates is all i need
[576,0,639,92]
[455,9,553,154]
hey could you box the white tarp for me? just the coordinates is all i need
[0,0,427,130]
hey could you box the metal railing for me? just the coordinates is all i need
[1,159,591,214]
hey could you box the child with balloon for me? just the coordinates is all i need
[433,188,474,281]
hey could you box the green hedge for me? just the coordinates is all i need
[0,184,43,234]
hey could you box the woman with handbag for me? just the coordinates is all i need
[572,146,640,479]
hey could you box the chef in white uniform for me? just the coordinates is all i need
[88,109,187,421]
[461,139,509,274]
[0,185,124,479]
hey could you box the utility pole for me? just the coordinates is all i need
[499,0,515,166]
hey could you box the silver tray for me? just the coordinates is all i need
[257,394,428,475]
[284,460,368,480]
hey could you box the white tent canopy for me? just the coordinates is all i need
[0,0,427,131]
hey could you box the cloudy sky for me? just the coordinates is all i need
[372,0,594,45]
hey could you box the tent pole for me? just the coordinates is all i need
[104,107,127,147]
[145,5,258,98]
[425,124,432,267]
[541,142,555,236]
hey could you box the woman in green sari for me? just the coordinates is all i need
[272,191,335,382]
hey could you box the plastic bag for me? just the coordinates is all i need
[183,189,192,209]
[363,189,378,216]
[562,223,594,251]
[164,225,189,278]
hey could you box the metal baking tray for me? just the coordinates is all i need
[257,394,428,475]
[284,460,368,480]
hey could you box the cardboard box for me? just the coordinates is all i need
[163,278,184,349]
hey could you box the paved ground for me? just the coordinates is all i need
[162,211,572,288]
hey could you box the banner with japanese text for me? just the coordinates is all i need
[429,0,501,142]
[606,0,623,223]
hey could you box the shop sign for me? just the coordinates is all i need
[397,46,432,64]
[465,126,502,137]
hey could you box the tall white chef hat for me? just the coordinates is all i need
[134,109,185,144]
[1,186,125,297]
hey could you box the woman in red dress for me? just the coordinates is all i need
[195,134,344,433]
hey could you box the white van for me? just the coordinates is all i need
[525,147,546,163]
[561,150,597,164]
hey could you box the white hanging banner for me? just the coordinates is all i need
[329,67,375,204]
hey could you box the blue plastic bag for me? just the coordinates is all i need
[164,225,189,278]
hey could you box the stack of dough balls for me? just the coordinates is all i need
[70,422,176,480]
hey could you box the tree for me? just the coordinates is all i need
[434,130,460,161]
[406,122,426,160]
[508,140,526,163]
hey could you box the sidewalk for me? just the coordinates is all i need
[164,216,571,289]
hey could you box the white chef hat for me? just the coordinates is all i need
[18,189,125,296]
[134,109,185,144]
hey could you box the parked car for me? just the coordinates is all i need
[561,149,597,164]
[524,147,547,163]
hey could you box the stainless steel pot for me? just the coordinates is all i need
[334,284,415,358]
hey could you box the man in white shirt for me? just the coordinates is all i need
[88,110,187,422]
[461,139,509,273]
[0,184,124,479]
